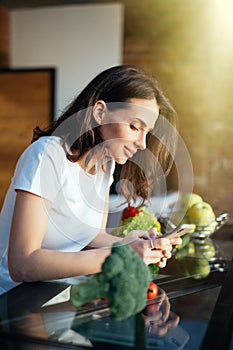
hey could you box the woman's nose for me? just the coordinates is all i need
[134,132,147,150]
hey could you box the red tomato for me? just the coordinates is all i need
[147,282,158,300]
[121,206,139,221]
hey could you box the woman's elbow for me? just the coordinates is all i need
[8,257,32,283]
[8,263,24,282]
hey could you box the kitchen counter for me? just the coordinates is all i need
[0,225,232,350]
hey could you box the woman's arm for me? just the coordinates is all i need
[8,190,181,284]
[8,190,111,282]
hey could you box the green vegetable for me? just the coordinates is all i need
[174,233,191,251]
[148,263,160,275]
[70,242,152,321]
[111,209,160,237]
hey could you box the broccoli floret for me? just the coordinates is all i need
[70,242,152,321]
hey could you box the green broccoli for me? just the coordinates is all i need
[70,242,152,321]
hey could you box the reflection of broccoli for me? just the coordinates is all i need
[70,242,152,321]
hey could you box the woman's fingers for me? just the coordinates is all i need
[148,227,158,240]
[170,237,182,245]
[157,257,167,268]
[126,229,180,252]
[166,311,180,327]
[122,229,176,267]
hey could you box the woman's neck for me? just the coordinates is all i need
[77,145,109,174]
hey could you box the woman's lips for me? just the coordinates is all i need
[124,146,135,158]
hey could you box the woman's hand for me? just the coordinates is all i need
[142,290,180,336]
[122,228,182,268]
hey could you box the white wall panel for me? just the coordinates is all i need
[10,4,123,117]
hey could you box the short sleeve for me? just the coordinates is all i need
[12,137,66,202]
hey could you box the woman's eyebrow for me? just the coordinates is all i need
[136,118,154,132]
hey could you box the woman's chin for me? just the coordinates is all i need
[115,157,128,165]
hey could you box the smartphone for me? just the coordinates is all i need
[162,224,194,239]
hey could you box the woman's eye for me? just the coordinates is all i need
[130,124,139,131]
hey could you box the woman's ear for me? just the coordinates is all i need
[93,100,107,125]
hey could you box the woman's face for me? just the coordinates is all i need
[99,98,159,164]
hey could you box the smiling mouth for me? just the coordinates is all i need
[124,146,135,158]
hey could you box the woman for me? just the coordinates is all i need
[0,65,181,295]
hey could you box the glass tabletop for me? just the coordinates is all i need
[0,233,232,350]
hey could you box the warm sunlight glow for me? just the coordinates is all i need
[211,0,233,42]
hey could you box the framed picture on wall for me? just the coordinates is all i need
[0,67,56,208]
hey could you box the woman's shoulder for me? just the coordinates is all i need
[22,136,64,159]
[30,136,63,150]
[14,136,66,176]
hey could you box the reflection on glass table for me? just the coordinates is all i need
[68,287,189,350]
[0,283,190,350]
[0,224,232,350]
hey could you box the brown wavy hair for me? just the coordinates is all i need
[32,65,177,204]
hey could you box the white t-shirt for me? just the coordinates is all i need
[0,136,115,295]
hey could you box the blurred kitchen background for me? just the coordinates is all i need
[0,0,232,218]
